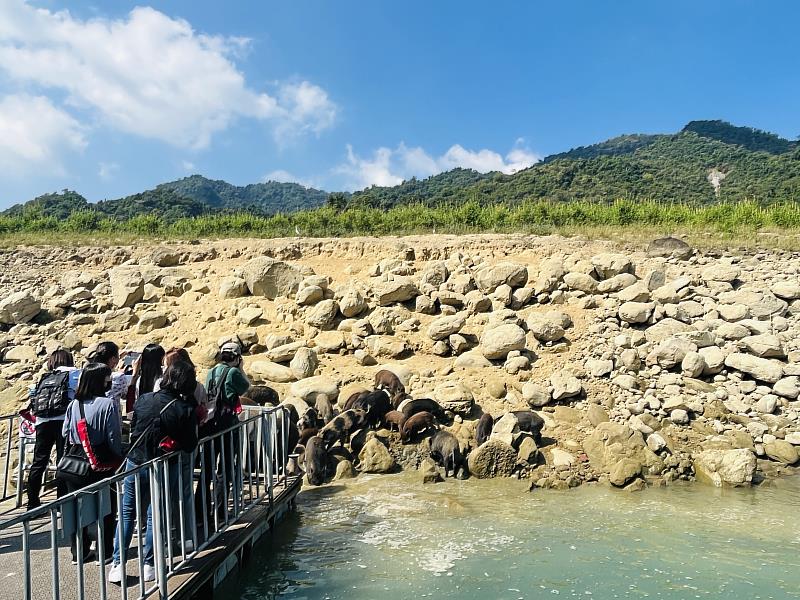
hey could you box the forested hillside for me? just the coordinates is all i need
[4,120,798,221]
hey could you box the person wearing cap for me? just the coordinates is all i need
[206,341,250,427]
[196,340,250,533]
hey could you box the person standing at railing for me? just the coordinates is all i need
[87,342,130,409]
[25,349,80,510]
[195,340,250,529]
[108,360,199,585]
[156,347,208,551]
[124,344,165,413]
[61,363,123,564]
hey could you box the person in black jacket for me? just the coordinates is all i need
[26,349,80,509]
[108,360,199,585]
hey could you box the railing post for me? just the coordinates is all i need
[150,462,168,599]
[117,477,128,600]
[50,508,60,600]
[22,520,31,600]
[16,437,27,508]
[2,416,13,500]
[134,472,145,597]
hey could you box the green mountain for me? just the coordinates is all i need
[349,168,494,209]
[349,121,800,207]
[156,175,329,212]
[682,120,796,154]
[5,120,799,221]
[3,176,330,221]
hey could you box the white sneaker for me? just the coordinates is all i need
[143,564,156,582]
[108,563,123,584]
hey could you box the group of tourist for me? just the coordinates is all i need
[23,339,253,584]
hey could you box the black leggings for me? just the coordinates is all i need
[27,420,66,508]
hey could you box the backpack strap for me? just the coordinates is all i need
[214,366,233,403]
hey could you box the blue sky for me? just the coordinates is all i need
[1,0,798,208]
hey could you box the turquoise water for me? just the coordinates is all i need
[226,474,800,599]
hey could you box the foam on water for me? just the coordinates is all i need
[226,474,800,599]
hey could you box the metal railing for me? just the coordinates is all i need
[0,412,31,506]
[0,405,294,600]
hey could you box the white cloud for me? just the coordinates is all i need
[182,160,196,172]
[336,140,540,190]
[274,82,337,144]
[98,161,119,180]
[0,1,337,149]
[335,144,404,190]
[0,94,86,175]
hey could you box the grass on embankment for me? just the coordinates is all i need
[2,199,800,250]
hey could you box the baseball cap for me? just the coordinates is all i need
[220,341,242,356]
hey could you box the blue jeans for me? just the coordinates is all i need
[112,459,154,567]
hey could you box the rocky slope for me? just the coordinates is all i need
[1,234,798,491]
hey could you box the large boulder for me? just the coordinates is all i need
[609,458,643,487]
[773,376,800,400]
[480,324,526,359]
[533,258,565,294]
[375,279,419,305]
[647,237,693,259]
[109,267,144,308]
[427,313,467,341]
[474,262,528,293]
[314,331,345,353]
[266,341,305,363]
[701,264,740,283]
[693,448,757,487]
[724,353,784,383]
[618,302,654,324]
[296,285,324,306]
[467,439,518,478]
[136,310,168,334]
[338,288,367,318]
[591,253,634,279]
[0,291,41,325]
[526,314,565,342]
[563,272,598,294]
[433,381,474,416]
[453,351,493,369]
[740,334,785,359]
[306,299,339,329]
[359,438,396,473]
[584,421,664,476]
[290,347,318,379]
[771,280,800,300]
[365,335,408,359]
[764,440,799,465]
[150,247,180,267]
[550,370,583,401]
[648,337,697,369]
[644,318,692,343]
[218,276,248,299]
[290,375,339,403]
[522,382,550,408]
[250,361,296,384]
[242,257,304,299]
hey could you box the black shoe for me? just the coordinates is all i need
[26,501,41,512]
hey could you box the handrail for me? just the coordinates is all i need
[0,412,26,505]
[0,404,293,600]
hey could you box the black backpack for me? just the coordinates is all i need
[32,371,71,418]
